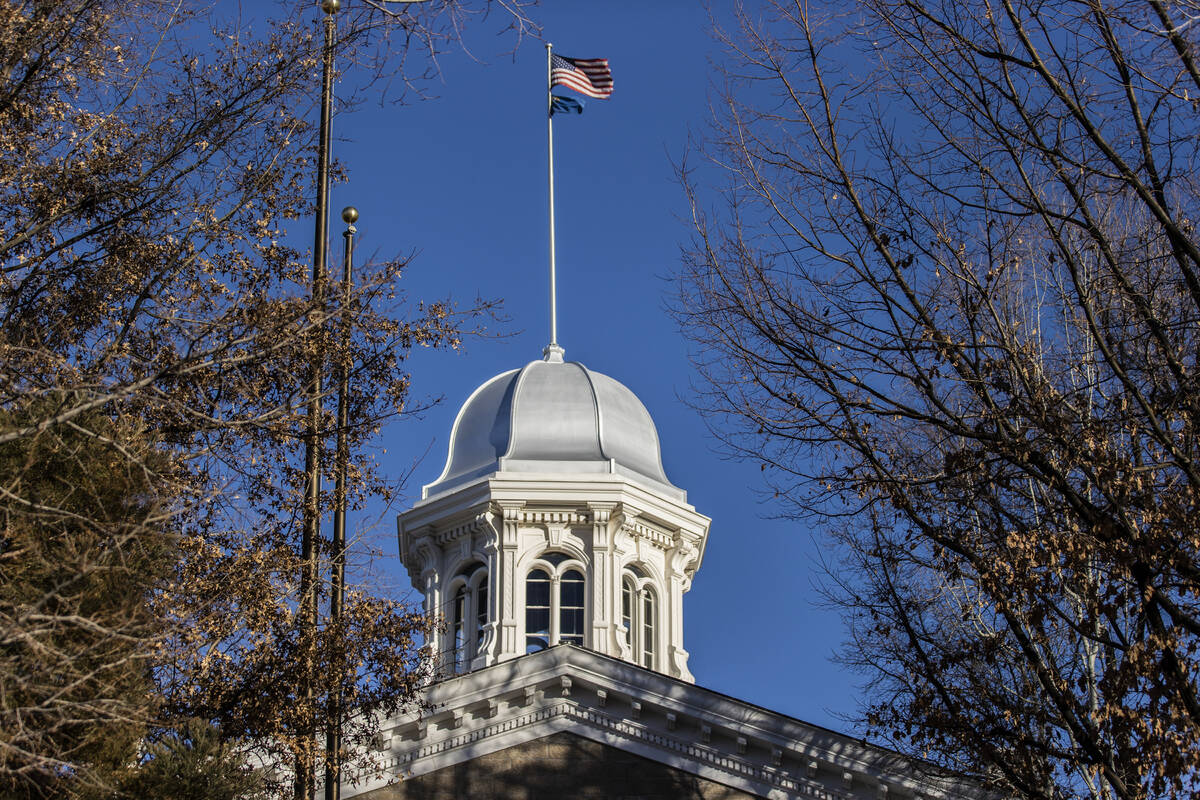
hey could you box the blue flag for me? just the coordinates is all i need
[551,94,584,116]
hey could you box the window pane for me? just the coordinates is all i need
[560,570,585,607]
[560,609,584,645]
[541,551,570,567]
[526,569,550,607]
[526,607,550,635]
[526,608,550,652]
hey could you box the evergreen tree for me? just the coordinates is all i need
[112,721,269,800]
[0,407,171,797]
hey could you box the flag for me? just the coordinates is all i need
[550,95,584,115]
[550,54,613,99]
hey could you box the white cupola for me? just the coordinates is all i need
[397,349,710,681]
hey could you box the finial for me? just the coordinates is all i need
[321,0,340,13]
[543,343,565,363]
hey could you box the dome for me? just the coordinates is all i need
[423,354,684,501]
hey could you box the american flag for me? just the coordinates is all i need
[550,54,613,99]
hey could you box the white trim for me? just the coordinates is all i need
[342,647,989,800]
[398,474,708,678]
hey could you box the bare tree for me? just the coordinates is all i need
[679,2,1200,798]
[0,1,532,796]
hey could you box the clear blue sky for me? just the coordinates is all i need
[293,0,861,732]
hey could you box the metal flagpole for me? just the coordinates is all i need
[545,42,561,360]
[300,3,337,798]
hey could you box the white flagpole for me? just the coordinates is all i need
[545,42,561,359]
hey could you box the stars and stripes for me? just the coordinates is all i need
[550,54,613,99]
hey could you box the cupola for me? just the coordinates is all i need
[397,349,710,681]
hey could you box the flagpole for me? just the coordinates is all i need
[545,42,561,360]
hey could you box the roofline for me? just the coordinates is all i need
[347,645,993,800]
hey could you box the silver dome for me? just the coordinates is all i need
[423,357,684,501]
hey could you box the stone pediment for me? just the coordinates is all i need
[342,646,988,800]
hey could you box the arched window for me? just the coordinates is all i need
[621,577,634,644]
[452,585,468,665]
[622,566,657,670]
[525,553,587,653]
[640,587,656,669]
[560,569,585,646]
[525,568,551,653]
[448,562,488,672]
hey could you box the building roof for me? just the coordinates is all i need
[343,646,990,800]
[422,354,684,502]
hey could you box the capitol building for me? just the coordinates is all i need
[344,345,984,799]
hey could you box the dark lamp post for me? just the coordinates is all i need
[324,205,357,800]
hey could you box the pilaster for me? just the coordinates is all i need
[495,500,525,661]
[587,501,618,656]
[668,539,700,682]
[472,510,502,670]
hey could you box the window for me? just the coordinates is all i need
[621,578,633,640]
[525,568,551,653]
[448,562,488,672]
[622,566,657,670]
[452,585,468,664]
[524,553,587,653]
[560,569,585,646]
[641,588,656,669]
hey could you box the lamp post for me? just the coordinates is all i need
[300,2,429,799]
[324,205,356,800]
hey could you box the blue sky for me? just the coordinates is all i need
[300,0,862,732]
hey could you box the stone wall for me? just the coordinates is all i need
[355,731,762,800]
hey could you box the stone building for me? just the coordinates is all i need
[344,346,984,799]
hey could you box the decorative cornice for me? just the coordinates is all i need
[389,700,845,799]
[432,510,493,547]
[501,508,592,526]
[344,647,987,800]
[670,540,702,579]
[619,517,674,550]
